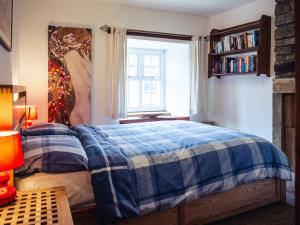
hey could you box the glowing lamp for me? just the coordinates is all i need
[0,131,24,206]
[26,106,38,127]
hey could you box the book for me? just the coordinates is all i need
[213,29,259,53]
[211,55,257,75]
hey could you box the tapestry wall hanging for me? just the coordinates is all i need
[48,25,92,125]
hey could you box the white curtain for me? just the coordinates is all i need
[189,36,208,121]
[107,27,127,119]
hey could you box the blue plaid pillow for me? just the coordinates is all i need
[22,123,77,136]
[16,135,88,176]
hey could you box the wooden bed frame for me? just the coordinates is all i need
[72,179,286,225]
[7,87,286,225]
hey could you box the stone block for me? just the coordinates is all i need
[275,23,295,39]
[275,2,290,15]
[276,54,295,65]
[275,12,294,26]
[275,37,295,47]
[275,71,295,78]
[275,46,294,55]
[274,61,295,74]
[290,0,294,10]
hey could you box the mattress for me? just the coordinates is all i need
[15,171,95,209]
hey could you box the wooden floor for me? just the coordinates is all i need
[208,203,294,225]
[73,203,294,225]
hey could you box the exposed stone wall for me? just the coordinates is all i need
[275,0,295,78]
[273,0,295,205]
[273,0,295,171]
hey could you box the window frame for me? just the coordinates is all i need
[127,48,166,113]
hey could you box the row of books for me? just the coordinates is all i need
[212,30,259,53]
[212,55,257,74]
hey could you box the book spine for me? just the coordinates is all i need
[213,29,260,54]
[244,33,248,48]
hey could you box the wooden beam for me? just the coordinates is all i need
[126,29,193,41]
[100,25,195,41]
[273,78,295,93]
[210,19,260,36]
[294,0,300,223]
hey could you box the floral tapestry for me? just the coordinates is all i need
[48,26,92,126]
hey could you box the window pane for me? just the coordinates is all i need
[152,55,160,77]
[128,80,139,108]
[144,55,152,76]
[126,47,165,112]
[151,81,161,106]
[142,80,161,107]
[142,81,152,106]
[127,53,138,77]
[143,54,161,77]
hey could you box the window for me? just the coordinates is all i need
[127,48,165,112]
[127,38,190,116]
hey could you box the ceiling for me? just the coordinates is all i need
[78,0,257,16]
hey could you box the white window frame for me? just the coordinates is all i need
[127,48,166,113]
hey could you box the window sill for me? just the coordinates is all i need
[127,111,171,118]
[120,114,190,124]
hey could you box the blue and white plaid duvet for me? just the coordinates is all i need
[71,121,291,224]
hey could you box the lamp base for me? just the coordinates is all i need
[0,171,16,206]
[25,120,32,127]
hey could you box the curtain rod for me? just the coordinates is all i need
[100,25,209,41]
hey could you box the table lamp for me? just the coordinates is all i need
[0,131,24,206]
[26,106,38,127]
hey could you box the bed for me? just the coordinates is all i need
[17,121,290,225]
[71,121,291,225]
[9,88,291,225]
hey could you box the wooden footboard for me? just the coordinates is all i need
[72,179,285,225]
[182,179,285,225]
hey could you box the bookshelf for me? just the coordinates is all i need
[208,15,271,78]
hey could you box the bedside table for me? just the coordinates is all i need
[0,186,73,225]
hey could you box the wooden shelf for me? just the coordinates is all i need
[208,15,271,78]
[210,20,260,37]
[209,47,257,57]
[209,72,257,78]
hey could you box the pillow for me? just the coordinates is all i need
[16,135,88,176]
[21,123,78,136]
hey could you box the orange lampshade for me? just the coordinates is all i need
[26,106,38,120]
[0,131,24,171]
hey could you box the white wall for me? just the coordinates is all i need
[17,0,207,124]
[16,0,275,141]
[165,43,190,115]
[206,0,275,141]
